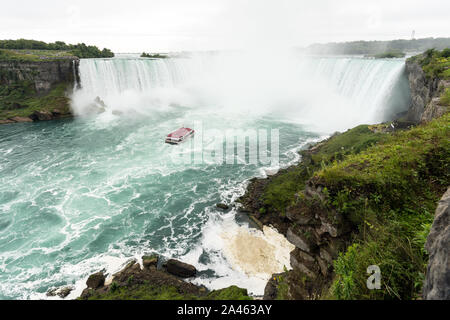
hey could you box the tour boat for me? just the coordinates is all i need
[165,127,195,145]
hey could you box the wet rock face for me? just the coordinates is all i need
[165,259,197,278]
[423,188,450,300]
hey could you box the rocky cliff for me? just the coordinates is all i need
[0,58,79,94]
[423,188,450,300]
[0,58,80,123]
[405,57,449,123]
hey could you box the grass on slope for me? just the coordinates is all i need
[313,113,450,299]
[262,125,384,213]
[85,284,252,300]
[408,48,450,80]
[0,49,76,62]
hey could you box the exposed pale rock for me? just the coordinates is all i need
[423,188,450,300]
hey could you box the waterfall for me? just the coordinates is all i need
[73,54,411,131]
[78,57,191,96]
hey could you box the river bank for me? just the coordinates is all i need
[237,50,450,300]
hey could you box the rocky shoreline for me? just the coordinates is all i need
[73,255,251,300]
[237,135,356,299]
[0,109,73,125]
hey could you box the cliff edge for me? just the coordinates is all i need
[405,49,449,123]
[0,52,79,123]
[423,188,450,300]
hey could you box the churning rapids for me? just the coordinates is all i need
[0,52,411,299]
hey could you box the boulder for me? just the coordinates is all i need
[30,110,53,121]
[216,203,230,210]
[165,259,197,278]
[142,255,159,269]
[46,286,73,298]
[86,271,105,289]
[46,288,57,297]
[94,96,106,108]
[57,286,73,298]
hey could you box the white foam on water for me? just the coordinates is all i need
[178,210,294,296]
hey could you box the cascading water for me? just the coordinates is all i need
[73,53,410,131]
[0,53,411,299]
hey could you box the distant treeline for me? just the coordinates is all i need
[0,39,114,58]
[304,37,450,55]
[141,52,168,59]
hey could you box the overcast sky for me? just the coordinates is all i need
[1,0,449,52]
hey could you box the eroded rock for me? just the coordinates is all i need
[142,255,159,270]
[286,227,316,253]
[216,203,230,210]
[165,259,197,278]
[86,271,105,289]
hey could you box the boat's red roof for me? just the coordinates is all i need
[167,127,194,138]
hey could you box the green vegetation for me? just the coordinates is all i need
[305,37,450,55]
[440,88,450,106]
[316,113,449,299]
[262,125,383,213]
[408,48,450,79]
[0,49,76,62]
[372,50,406,59]
[0,39,114,59]
[0,81,70,120]
[206,286,252,300]
[141,52,168,59]
[258,108,449,300]
[84,284,252,300]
